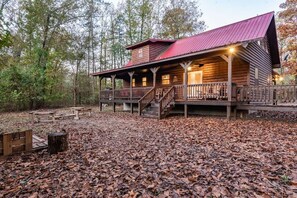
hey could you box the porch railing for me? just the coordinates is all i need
[159,86,175,119]
[100,90,113,100]
[138,87,155,115]
[174,85,184,100]
[100,87,152,100]
[237,85,297,104]
[174,82,236,100]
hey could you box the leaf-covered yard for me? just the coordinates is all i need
[0,109,297,197]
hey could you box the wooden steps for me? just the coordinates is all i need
[139,86,175,119]
[141,101,175,119]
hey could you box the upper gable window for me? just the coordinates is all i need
[138,48,143,58]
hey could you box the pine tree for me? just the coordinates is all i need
[161,0,206,39]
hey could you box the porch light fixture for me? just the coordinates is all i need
[229,47,235,53]
[279,76,284,81]
[187,66,192,71]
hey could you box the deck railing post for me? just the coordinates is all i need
[180,61,192,118]
[128,72,134,113]
[98,76,103,111]
[111,75,116,112]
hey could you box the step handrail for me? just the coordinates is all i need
[158,86,175,119]
[138,87,156,115]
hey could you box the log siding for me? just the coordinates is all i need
[238,39,273,86]
[123,57,249,88]
[131,45,150,65]
[131,43,171,65]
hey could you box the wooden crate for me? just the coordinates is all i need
[0,129,32,156]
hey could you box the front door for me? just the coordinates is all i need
[187,71,203,98]
[188,71,203,85]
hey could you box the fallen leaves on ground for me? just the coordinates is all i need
[0,108,296,197]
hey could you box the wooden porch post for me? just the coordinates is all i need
[150,67,160,87]
[128,72,134,114]
[98,76,103,112]
[221,53,234,120]
[227,105,231,120]
[227,55,233,120]
[111,75,116,112]
[180,61,192,118]
[227,54,233,102]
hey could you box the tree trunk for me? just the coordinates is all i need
[48,132,68,154]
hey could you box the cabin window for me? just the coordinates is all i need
[162,74,170,85]
[138,48,143,58]
[142,77,147,86]
[132,78,135,87]
[255,68,259,79]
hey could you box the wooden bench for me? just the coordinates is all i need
[29,111,56,123]
[71,107,92,120]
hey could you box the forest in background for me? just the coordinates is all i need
[0,0,295,111]
[0,0,205,111]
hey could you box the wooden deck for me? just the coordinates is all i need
[100,82,237,106]
[99,83,297,119]
[32,135,48,151]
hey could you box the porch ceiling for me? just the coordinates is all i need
[93,48,233,78]
[95,49,247,79]
[95,50,234,79]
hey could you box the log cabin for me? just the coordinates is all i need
[92,12,297,119]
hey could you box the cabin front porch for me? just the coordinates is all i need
[97,50,247,119]
[98,83,297,120]
[96,50,297,120]
[98,80,238,120]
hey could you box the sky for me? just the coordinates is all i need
[110,0,284,30]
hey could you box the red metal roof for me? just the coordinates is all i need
[156,12,274,60]
[124,12,274,66]
[124,60,133,67]
[92,12,277,75]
